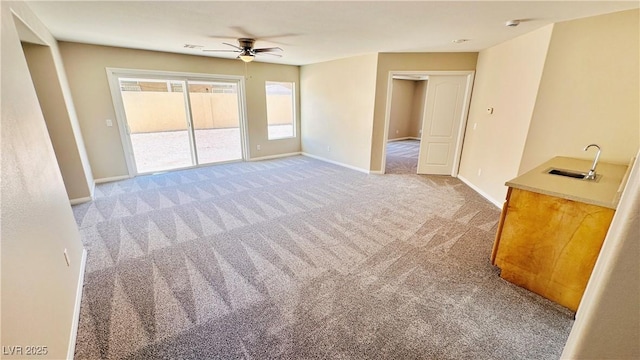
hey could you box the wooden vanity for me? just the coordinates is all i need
[491,156,629,311]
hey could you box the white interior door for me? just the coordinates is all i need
[417,75,470,175]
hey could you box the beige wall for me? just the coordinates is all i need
[410,81,427,138]
[458,25,554,204]
[520,10,639,173]
[59,42,300,179]
[561,153,639,359]
[388,79,415,140]
[13,15,93,202]
[370,53,478,171]
[388,79,427,140]
[300,54,378,171]
[22,42,93,200]
[1,2,86,359]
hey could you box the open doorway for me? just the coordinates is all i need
[382,71,474,176]
[18,14,93,203]
[385,75,427,174]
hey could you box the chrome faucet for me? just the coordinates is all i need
[583,144,601,180]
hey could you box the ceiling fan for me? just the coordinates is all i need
[203,38,283,63]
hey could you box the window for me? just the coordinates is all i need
[265,81,295,139]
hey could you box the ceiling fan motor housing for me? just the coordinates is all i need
[238,38,256,50]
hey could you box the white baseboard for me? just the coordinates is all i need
[94,175,131,184]
[387,137,421,142]
[70,196,92,205]
[456,175,502,208]
[90,179,96,199]
[67,249,87,360]
[369,170,384,175]
[249,152,301,162]
[301,152,370,174]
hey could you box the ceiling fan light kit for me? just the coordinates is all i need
[238,51,255,63]
[203,38,283,63]
[505,19,521,27]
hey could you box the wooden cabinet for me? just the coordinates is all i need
[492,187,615,311]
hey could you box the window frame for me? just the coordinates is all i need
[265,80,296,140]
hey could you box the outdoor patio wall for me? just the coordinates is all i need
[58,42,300,180]
[369,52,478,172]
[123,92,292,133]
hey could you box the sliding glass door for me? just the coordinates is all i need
[188,81,242,164]
[110,71,246,175]
[119,78,194,173]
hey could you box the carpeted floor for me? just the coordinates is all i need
[72,155,573,359]
[386,139,419,174]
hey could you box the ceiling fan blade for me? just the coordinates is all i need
[202,49,241,53]
[222,42,243,50]
[253,47,283,53]
[256,52,282,58]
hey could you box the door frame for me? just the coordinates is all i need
[106,67,250,176]
[381,70,475,176]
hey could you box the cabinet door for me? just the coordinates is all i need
[494,188,614,311]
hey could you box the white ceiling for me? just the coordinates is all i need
[26,1,639,66]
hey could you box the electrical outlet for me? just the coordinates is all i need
[477,168,482,176]
[395,130,399,134]
[106,119,113,127]
[486,107,494,115]
[473,122,477,130]
[327,145,331,152]
[257,144,261,151]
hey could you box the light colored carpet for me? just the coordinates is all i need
[72,155,573,359]
[386,139,419,174]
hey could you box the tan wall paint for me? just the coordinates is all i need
[58,42,300,179]
[21,42,92,200]
[409,81,427,138]
[11,13,93,202]
[520,9,640,173]
[388,79,415,140]
[370,53,478,171]
[561,153,639,359]
[300,54,378,171]
[1,2,85,359]
[458,25,553,204]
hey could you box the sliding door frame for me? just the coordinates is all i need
[106,67,250,176]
